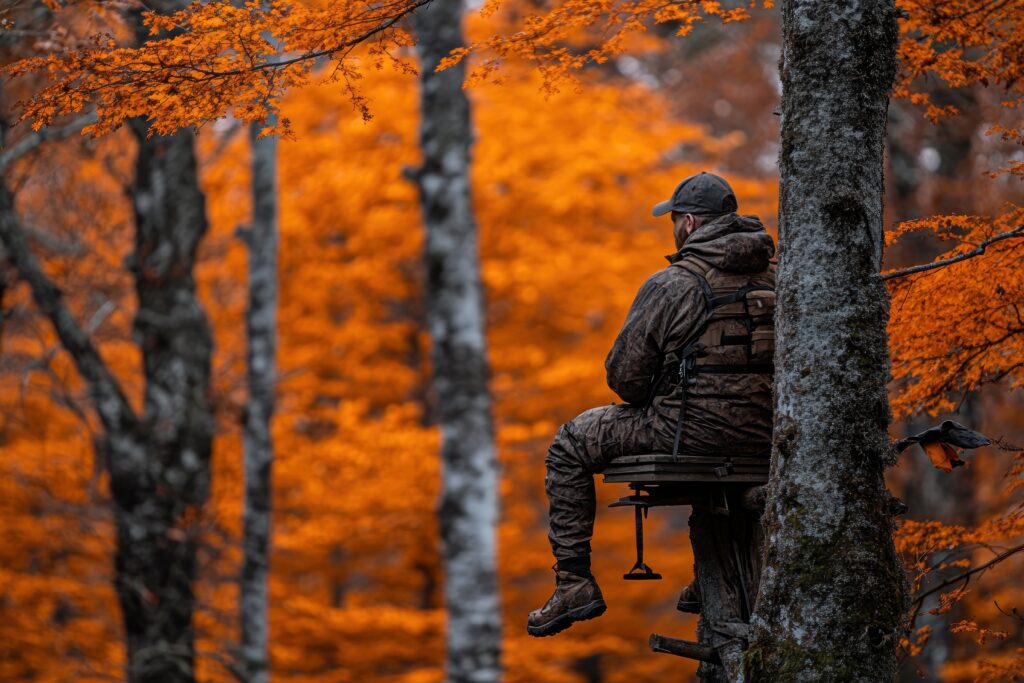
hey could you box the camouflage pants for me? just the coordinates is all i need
[545,403,676,561]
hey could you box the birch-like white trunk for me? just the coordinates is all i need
[239,121,278,683]
[749,2,906,679]
[411,1,502,680]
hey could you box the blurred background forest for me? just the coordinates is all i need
[0,1,1022,681]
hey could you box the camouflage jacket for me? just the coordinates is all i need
[604,212,776,456]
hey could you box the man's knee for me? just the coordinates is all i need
[545,405,620,474]
[546,419,584,471]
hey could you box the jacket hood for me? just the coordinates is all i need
[666,213,775,273]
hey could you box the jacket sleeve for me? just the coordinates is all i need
[604,270,707,405]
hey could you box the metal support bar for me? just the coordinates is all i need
[649,634,721,664]
[623,490,661,580]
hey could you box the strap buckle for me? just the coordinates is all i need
[679,345,704,386]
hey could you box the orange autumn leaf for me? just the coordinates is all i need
[921,440,965,473]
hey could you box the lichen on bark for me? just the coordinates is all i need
[748,1,908,680]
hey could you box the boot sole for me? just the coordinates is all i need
[527,599,607,638]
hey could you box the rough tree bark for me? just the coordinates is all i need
[410,1,503,681]
[0,6,214,677]
[238,120,278,683]
[748,2,906,680]
[117,114,213,683]
[0,98,213,683]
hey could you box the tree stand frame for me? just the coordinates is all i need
[603,454,768,683]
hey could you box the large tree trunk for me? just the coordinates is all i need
[98,8,216,681]
[410,1,503,681]
[0,5,212,681]
[0,89,214,683]
[118,115,214,683]
[239,121,278,683]
[749,2,906,680]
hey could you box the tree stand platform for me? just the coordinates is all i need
[603,454,768,683]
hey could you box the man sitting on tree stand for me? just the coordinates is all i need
[528,172,776,637]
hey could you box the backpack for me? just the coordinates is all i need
[666,254,776,456]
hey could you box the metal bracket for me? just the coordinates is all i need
[622,486,661,580]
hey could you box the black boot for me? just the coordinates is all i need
[676,580,700,614]
[527,561,606,637]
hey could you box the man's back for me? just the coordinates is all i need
[605,212,776,456]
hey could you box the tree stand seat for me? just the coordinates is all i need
[602,453,770,484]
[602,453,768,681]
[603,453,768,580]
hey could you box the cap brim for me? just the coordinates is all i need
[651,199,674,217]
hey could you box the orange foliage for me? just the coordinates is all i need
[5,0,426,135]
[0,45,776,679]
[886,8,1024,672]
[10,0,1024,148]
[887,209,1024,417]
[3,1,1024,681]
[896,0,1024,178]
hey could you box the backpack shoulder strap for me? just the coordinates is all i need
[671,256,714,310]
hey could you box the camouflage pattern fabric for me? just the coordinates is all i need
[545,212,776,561]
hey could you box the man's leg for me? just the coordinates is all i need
[528,404,652,637]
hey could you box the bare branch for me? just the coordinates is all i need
[913,541,1024,605]
[994,600,1024,622]
[0,181,137,433]
[0,112,98,173]
[882,225,1024,281]
[21,223,85,255]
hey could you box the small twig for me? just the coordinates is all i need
[994,600,1024,622]
[913,541,1024,605]
[22,224,84,256]
[0,112,99,172]
[993,437,1024,452]
[85,299,115,335]
[882,225,1024,281]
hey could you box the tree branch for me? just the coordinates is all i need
[0,112,98,173]
[913,541,1024,605]
[0,181,137,433]
[75,0,433,87]
[882,225,1024,281]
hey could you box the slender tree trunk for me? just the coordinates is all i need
[239,121,278,683]
[410,2,502,681]
[749,2,906,680]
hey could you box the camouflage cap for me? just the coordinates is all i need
[652,171,738,217]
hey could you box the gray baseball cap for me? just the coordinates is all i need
[652,171,738,217]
